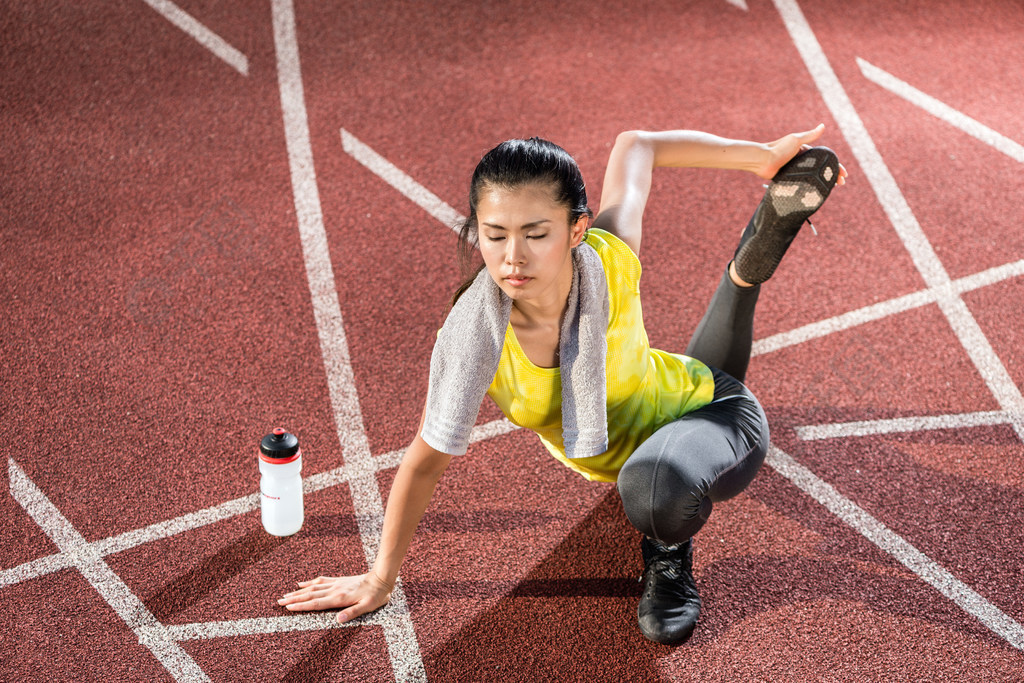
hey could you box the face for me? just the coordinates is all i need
[476,183,587,307]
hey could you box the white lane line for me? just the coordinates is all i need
[725,0,749,9]
[470,417,519,441]
[0,553,74,588]
[795,410,1011,440]
[752,259,1024,357]
[956,259,1024,293]
[140,0,248,76]
[271,2,426,680]
[767,446,1024,650]
[772,0,1024,443]
[753,288,934,357]
[96,493,260,557]
[8,458,210,681]
[342,128,465,231]
[857,58,1024,164]
[166,611,383,641]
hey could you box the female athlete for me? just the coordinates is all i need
[279,124,846,644]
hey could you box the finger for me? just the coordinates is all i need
[297,576,335,588]
[337,602,368,624]
[798,123,825,144]
[282,598,316,611]
[282,582,325,598]
[281,584,339,604]
[338,591,388,624]
[283,595,336,612]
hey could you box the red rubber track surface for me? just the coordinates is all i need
[2,0,1023,680]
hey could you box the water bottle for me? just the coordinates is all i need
[259,427,304,536]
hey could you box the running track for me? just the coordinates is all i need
[2,0,1023,681]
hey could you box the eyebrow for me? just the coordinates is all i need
[481,219,552,230]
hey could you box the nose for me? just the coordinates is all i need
[504,236,526,265]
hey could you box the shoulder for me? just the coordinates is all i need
[582,228,641,294]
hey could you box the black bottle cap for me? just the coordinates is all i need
[260,428,300,459]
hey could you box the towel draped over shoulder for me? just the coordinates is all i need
[421,242,609,458]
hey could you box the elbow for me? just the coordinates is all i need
[612,130,656,167]
[403,435,453,480]
[614,130,647,151]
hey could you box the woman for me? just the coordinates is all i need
[279,124,846,644]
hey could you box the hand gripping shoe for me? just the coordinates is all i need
[637,537,701,645]
[732,146,840,285]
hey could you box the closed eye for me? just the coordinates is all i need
[485,233,546,242]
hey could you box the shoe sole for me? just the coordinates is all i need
[733,146,840,284]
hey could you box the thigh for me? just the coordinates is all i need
[617,371,769,540]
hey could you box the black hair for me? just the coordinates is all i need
[450,137,593,306]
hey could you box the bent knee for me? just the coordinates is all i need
[618,454,711,543]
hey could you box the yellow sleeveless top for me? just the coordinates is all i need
[486,228,715,482]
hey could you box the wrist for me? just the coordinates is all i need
[368,568,395,592]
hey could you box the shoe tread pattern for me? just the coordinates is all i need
[733,146,839,284]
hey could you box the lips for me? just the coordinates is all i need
[505,274,531,286]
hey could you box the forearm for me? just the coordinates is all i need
[629,130,771,173]
[370,436,450,586]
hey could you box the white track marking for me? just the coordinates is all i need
[470,417,520,441]
[271,1,426,680]
[8,458,210,681]
[342,128,465,230]
[773,0,1024,444]
[752,259,1024,357]
[767,446,1024,650]
[955,259,1024,293]
[857,58,1024,164]
[140,0,248,76]
[753,288,934,357]
[725,0,749,10]
[96,493,260,557]
[166,611,384,641]
[0,553,74,588]
[1,492,260,587]
[796,410,1011,440]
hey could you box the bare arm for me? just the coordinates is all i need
[592,124,844,255]
[278,424,451,623]
[372,433,452,587]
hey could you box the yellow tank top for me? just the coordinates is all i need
[486,228,715,482]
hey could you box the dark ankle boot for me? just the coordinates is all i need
[637,536,701,645]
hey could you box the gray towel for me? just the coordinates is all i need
[421,242,609,458]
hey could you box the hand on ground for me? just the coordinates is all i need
[277,572,392,624]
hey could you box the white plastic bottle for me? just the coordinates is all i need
[259,427,304,536]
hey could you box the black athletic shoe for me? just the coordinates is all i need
[637,536,701,645]
[733,146,840,285]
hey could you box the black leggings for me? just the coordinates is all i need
[617,268,769,544]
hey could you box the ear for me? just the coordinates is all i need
[569,215,589,248]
